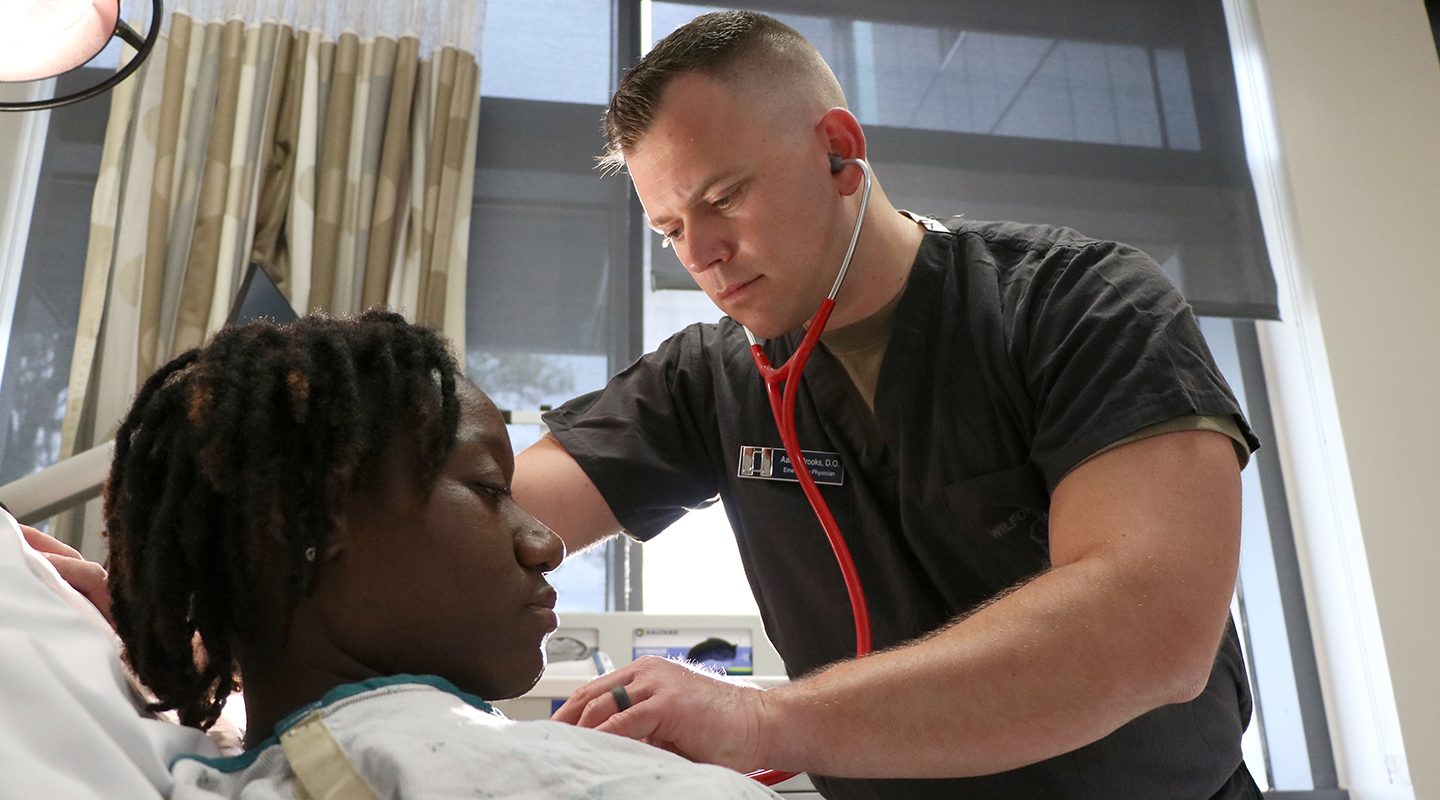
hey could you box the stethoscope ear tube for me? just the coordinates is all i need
[744,159,875,787]
[825,159,874,301]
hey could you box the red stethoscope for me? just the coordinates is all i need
[743,157,874,786]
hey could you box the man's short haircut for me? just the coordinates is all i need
[600,10,845,174]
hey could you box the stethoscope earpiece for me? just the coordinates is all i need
[829,153,844,173]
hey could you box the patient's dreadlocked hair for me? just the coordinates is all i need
[104,310,461,729]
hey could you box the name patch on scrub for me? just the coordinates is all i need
[736,445,844,486]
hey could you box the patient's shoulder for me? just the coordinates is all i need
[172,677,780,799]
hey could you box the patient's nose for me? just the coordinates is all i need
[515,516,564,573]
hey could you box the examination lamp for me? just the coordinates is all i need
[0,0,163,112]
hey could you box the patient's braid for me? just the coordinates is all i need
[104,310,461,729]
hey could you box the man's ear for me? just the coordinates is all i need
[817,107,867,196]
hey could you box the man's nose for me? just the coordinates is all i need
[677,218,733,273]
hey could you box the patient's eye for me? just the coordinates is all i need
[471,481,510,500]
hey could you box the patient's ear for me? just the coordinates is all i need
[320,468,359,561]
[292,472,354,600]
[319,514,349,564]
[294,513,347,600]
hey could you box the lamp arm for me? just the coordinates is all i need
[113,18,148,51]
[0,0,166,112]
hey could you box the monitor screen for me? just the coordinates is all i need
[227,263,299,326]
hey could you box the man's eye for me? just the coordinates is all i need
[713,185,742,210]
[661,230,681,248]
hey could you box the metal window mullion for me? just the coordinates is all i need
[1235,318,1343,794]
[607,0,646,612]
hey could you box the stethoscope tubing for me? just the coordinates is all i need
[743,159,875,787]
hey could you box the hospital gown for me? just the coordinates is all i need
[172,674,782,800]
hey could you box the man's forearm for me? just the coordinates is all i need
[758,430,1243,778]
[757,554,1226,777]
[513,434,624,557]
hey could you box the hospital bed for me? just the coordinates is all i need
[0,510,217,799]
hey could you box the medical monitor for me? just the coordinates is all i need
[227,262,299,326]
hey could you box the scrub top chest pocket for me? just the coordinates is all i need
[941,465,1052,596]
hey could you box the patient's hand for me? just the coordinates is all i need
[21,524,113,627]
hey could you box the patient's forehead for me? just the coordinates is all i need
[452,380,512,459]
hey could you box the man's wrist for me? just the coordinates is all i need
[754,680,808,773]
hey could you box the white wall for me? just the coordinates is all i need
[1253,0,1440,796]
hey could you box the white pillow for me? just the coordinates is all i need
[0,511,217,799]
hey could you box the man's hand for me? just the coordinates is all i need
[551,656,771,772]
[19,524,112,626]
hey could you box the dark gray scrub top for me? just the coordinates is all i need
[545,219,1263,800]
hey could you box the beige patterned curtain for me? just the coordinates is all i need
[55,0,484,549]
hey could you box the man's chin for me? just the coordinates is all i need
[724,310,807,340]
[730,320,784,340]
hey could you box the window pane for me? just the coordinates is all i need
[1200,317,1279,790]
[471,1,634,609]
[639,228,756,615]
[641,502,760,615]
[467,184,612,356]
[0,70,111,510]
[466,98,623,405]
[652,5,1199,150]
[480,0,614,104]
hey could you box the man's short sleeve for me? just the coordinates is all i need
[542,324,726,541]
[1008,235,1259,489]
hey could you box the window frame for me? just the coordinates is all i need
[1230,318,1347,798]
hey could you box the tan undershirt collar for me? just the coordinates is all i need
[820,282,906,410]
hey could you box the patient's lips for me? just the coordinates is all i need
[529,585,558,610]
[528,585,559,630]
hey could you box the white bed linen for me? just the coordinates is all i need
[0,511,218,800]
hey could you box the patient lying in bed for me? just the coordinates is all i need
[13,311,777,800]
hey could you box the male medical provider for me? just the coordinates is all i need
[525,11,1263,800]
